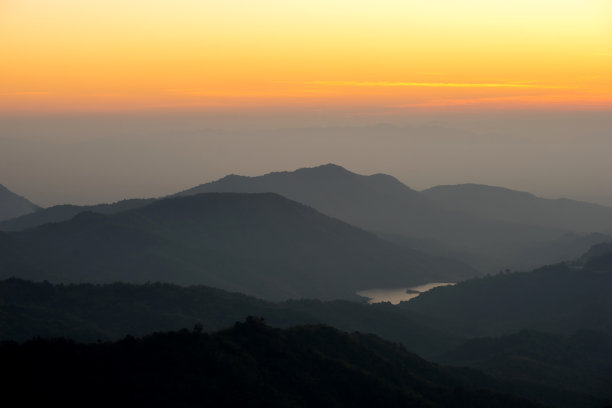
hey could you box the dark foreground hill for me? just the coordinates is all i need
[0,193,474,300]
[402,245,612,337]
[0,184,39,221]
[440,330,612,407]
[3,279,609,408]
[1,319,544,408]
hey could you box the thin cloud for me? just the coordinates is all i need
[2,91,51,96]
[306,81,569,89]
[165,88,339,98]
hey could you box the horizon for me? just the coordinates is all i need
[2,110,612,207]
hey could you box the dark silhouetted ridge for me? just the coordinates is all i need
[402,244,612,337]
[1,321,545,408]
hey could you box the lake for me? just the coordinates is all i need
[357,282,454,304]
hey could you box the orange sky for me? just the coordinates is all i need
[1,0,611,113]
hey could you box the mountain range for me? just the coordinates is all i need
[0,192,474,300]
[178,164,612,271]
[4,164,610,272]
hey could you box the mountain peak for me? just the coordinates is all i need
[284,163,353,177]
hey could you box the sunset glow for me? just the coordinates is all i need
[2,0,611,113]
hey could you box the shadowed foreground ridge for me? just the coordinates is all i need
[1,319,543,408]
[403,244,612,337]
[0,278,458,357]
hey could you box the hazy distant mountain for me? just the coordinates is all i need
[177,164,578,271]
[178,165,564,248]
[403,244,612,337]
[0,198,154,231]
[178,164,434,234]
[423,183,612,233]
[0,193,474,300]
[0,184,39,221]
[499,231,612,271]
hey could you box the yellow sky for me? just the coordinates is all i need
[1,0,611,113]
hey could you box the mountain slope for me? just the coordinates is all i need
[439,329,612,406]
[176,164,571,271]
[0,278,459,357]
[423,183,612,233]
[1,320,544,408]
[0,193,475,300]
[0,198,154,231]
[0,184,39,221]
[4,279,607,407]
[402,245,612,337]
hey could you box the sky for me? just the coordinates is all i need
[1,0,611,113]
[1,1,612,207]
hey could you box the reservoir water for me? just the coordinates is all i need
[357,282,454,305]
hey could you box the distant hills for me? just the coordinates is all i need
[0,184,39,221]
[0,192,474,300]
[3,164,611,273]
[176,165,560,250]
[2,320,544,408]
[423,183,612,233]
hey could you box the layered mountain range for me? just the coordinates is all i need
[0,192,475,300]
[4,164,610,272]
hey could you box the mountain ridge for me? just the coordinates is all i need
[422,183,612,233]
[0,192,475,300]
[0,184,40,222]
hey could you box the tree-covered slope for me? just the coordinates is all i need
[0,278,457,357]
[439,329,612,407]
[402,245,612,337]
[1,319,544,408]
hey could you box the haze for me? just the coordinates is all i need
[1,110,611,207]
